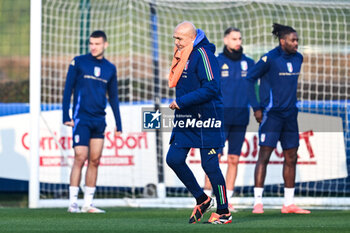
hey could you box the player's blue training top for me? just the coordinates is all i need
[62,53,122,131]
[246,46,303,117]
[217,52,254,125]
[170,29,225,148]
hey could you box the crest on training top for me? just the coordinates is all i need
[70,59,75,66]
[184,60,190,71]
[287,62,293,73]
[241,60,248,71]
[261,56,267,62]
[94,66,101,77]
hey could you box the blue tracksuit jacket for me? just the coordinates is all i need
[246,46,303,117]
[217,52,254,125]
[62,53,122,131]
[170,29,225,148]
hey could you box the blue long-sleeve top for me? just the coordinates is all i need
[246,46,303,117]
[217,52,254,125]
[62,53,122,131]
[170,29,225,148]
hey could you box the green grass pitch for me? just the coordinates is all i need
[0,207,350,233]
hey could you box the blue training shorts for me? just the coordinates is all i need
[259,111,299,150]
[72,119,106,147]
[218,124,247,155]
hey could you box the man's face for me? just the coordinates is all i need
[281,32,299,54]
[173,28,195,51]
[89,37,108,59]
[224,31,242,51]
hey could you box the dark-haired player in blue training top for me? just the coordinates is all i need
[203,27,254,212]
[62,30,122,213]
[246,23,310,214]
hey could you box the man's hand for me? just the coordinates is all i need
[64,120,74,127]
[254,109,263,123]
[169,100,180,110]
[115,130,122,137]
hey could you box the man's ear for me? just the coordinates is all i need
[104,41,109,49]
[280,38,285,47]
[223,36,228,46]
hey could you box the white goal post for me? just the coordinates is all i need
[29,0,42,209]
[29,0,350,209]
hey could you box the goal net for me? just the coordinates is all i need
[31,0,350,208]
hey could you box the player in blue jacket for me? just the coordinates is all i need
[62,30,122,213]
[167,21,231,224]
[246,23,310,214]
[203,27,254,212]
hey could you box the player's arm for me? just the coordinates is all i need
[62,58,78,127]
[299,53,304,67]
[107,66,122,133]
[175,49,220,109]
[246,55,270,123]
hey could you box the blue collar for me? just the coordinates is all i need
[193,29,205,47]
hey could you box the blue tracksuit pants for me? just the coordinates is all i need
[166,143,228,210]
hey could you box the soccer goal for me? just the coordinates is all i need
[30,0,350,208]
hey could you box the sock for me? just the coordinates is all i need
[227,190,234,199]
[196,193,209,205]
[254,187,264,206]
[69,186,79,206]
[284,187,295,206]
[216,208,229,215]
[203,189,212,197]
[83,186,96,207]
